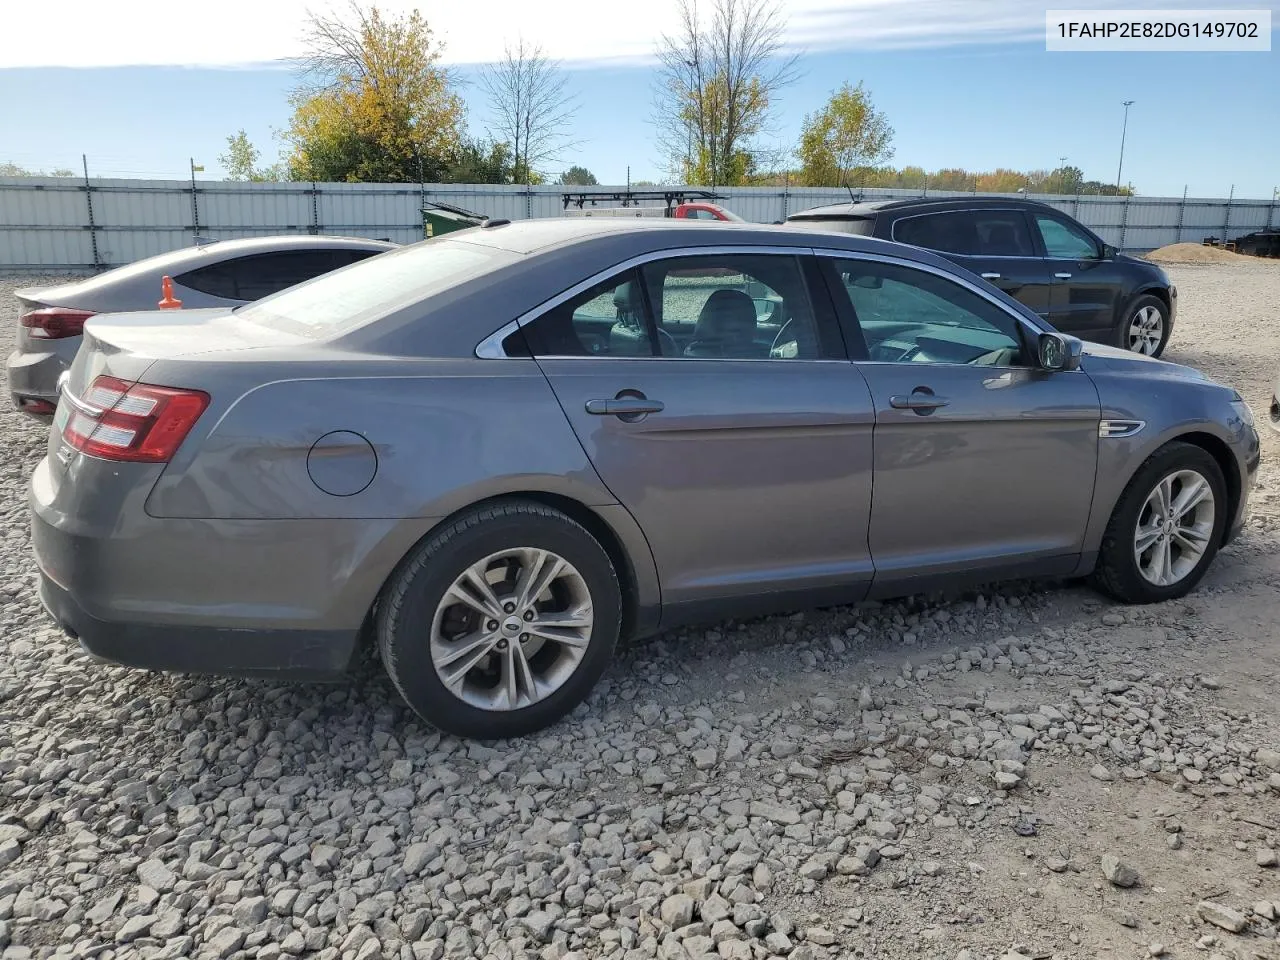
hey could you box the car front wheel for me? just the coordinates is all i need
[1092,442,1227,603]
[377,500,622,738]
[1119,294,1170,357]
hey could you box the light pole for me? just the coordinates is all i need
[1115,100,1134,193]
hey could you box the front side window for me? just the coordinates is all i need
[519,270,654,357]
[640,254,821,360]
[1036,215,1099,259]
[831,258,1027,367]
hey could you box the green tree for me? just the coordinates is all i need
[218,130,283,181]
[557,165,598,186]
[1045,164,1085,194]
[283,2,465,183]
[444,139,513,184]
[797,82,893,187]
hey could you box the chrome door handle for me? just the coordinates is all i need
[889,394,950,412]
[585,397,665,417]
[980,272,1001,280]
[1054,272,1073,279]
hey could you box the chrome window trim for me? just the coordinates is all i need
[475,244,828,361]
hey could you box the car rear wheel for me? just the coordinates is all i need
[377,500,621,738]
[1092,442,1227,603]
[1118,294,1170,357]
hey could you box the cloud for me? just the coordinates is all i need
[3,0,1274,68]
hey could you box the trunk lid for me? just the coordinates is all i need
[50,308,305,470]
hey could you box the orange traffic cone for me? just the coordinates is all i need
[158,275,183,310]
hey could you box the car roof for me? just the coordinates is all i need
[24,235,397,307]
[788,196,1059,220]
[447,216,917,257]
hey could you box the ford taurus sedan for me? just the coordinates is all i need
[8,235,394,417]
[31,219,1259,738]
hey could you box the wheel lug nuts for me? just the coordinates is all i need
[497,639,508,649]
[523,610,534,621]
[520,633,529,642]
[487,620,498,630]
[504,603,516,613]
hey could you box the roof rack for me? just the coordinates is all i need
[561,189,725,211]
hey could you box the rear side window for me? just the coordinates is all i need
[177,249,378,302]
[893,210,1037,257]
[520,269,654,357]
[238,240,511,337]
[893,212,975,254]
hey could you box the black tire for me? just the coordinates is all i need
[1092,442,1227,604]
[1116,294,1170,358]
[377,500,621,739]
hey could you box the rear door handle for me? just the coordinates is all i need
[890,394,950,412]
[585,397,665,417]
[1054,272,1073,279]
[980,272,1001,280]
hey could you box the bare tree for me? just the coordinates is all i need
[654,0,799,186]
[480,38,577,184]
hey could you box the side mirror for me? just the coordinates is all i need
[1100,243,1116,259]
[1038,332,1083,372]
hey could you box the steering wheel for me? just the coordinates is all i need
[769,319,795,358]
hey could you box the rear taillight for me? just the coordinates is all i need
[62,375,209,463]
[20,307,95,339]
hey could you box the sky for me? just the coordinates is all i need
[2,0,1278,199]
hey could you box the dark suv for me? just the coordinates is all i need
[787,197,1176,357]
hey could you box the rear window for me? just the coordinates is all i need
[237,240,512,337]
[787,216,875,236]
[177,249,381,301]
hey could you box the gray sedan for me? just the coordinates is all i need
[31,219,1260,739]
[7,235,394,416]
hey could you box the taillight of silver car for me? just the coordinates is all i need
[20,307,96,339]
[61,376,209,463]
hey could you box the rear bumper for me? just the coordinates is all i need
[29,454,432,682]
[38,574,359,680]
[7,347,67,414]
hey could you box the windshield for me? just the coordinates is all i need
[237,239,513,337]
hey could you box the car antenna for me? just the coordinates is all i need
[843,174,856,203]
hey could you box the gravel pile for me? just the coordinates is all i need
[2,265,1279,960]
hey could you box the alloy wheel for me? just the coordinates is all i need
[429,548,594,711]
[1127,305,1164,355]
[1133,468,1215,587]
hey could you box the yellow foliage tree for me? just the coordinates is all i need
[284,2,465,183]
[796,82,893,187]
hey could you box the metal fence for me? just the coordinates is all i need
[2,175,1278,272]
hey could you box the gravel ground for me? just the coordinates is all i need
[2,262,1279,960]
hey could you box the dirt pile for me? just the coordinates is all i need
[1145,242,1256,264]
